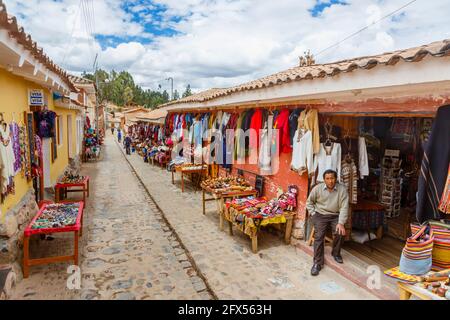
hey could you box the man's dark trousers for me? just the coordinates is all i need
[312,213,344,266]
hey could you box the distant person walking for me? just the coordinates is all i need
[117,129,122,143]
[111,125,115,135]
[124,134,132,155]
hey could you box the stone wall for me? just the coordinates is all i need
[0,189,39,298]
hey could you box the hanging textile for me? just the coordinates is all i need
[416,105,450,223]
[291,130,313,175]
[0,123,16,199]
[19,126,31,179]
[249,109,263,152]
[298,109,320,154]
[36,110,56,138]
[10,122,21,174]
[341,158,358,204]
[438,164,450,214]
[288,109,302,147]
[259,114,274,174]
[314,142,342,182]
[273,109,291,154]
[358,137,369,179]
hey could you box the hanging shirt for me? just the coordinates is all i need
[315,142,342,183]
[37,111,56,138]
[291,129,314,175]
[249,109,263,152]
[358,137,369,179]
[10,122,21,174]
[298,109,320,154]
[273,109,291,154]
[0,124,16,194]
[341,158,358,204]
[289,109,302,147]
[259,114,274,174]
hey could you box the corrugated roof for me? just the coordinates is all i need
[0,1,76,92]
[161,39,450,107]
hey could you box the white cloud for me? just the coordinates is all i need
[3,0,450,94]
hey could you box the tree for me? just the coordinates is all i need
[123,86,134,106]
[182,84,192,98]
[173,90,180,100]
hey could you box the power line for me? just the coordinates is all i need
[61,0,82,68]
[315,0,418,58]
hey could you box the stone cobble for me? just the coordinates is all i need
[9,136,209,300]
[120,137,378,300]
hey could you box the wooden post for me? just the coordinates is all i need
[87,179,90,197]
[251,236,258,253]
[171,169,174,184]
[181,171,184,192]
[55,187,60,203]
[285,215,293,244]
[23,236,30,278]
[202,189,206,215]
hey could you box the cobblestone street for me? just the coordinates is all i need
[9,135,377,300]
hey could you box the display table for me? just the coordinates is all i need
[172,165,207,192]
[201,184,258,228]
[55,176,90,203]
[23,202,84,278]
[397,282,447,300]
[224,206,295,253]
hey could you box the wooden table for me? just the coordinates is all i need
[224,206,295,253]
[172,166,207,192]
[23,201,84,278]
[397,282,447,300]
[55,176,90,203]
[201,185,258,229]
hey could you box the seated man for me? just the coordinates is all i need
[306,169,349,276]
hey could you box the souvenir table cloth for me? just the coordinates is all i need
[55,176,90,203]
[23,202,84,278]
[223,195,296,253]
[172,164,208,192]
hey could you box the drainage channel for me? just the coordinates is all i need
[115,140,218,300]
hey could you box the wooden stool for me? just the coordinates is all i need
[307,226,333,246]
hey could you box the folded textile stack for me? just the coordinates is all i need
[201,176,252,192]
[31,203,80,229]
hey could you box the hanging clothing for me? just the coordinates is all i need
[358,136,369,179]
[298,109,320,154]
[259,114,274,174]
[37,110,57,138]
[315,142,342,183]
[416,105,450,223]
[249,109,263,152]
[438,164,450,214]
[234,111,247,161]
[291,129,314,175]
[273,109,291,154]
[9,122,21,174]
[289,109,302,147]
[0,124,16,196]
[341,158,358,204]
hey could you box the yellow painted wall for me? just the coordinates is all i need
[0,68,77,217]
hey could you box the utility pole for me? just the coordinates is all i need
[166,77,173,100]
[93,53,99,135]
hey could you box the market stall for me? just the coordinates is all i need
[55,172,90,203]
[172,164,208,192]
[224,186,297,253]
[23,201,84,278]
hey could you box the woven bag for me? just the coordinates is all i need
[399,224,434,275]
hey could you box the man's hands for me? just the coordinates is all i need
[336,223,346,236]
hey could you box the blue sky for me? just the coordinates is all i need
[3,0,449,92]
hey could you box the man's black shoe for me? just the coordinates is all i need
[311,264,322,276]
[333,255,344,264]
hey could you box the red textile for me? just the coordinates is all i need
[273,109,292,153]
[249,109,263,150]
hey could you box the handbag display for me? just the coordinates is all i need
[399,224,434,275]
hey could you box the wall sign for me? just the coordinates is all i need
[28,89,44,107]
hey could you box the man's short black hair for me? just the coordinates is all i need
[323,169,338,179]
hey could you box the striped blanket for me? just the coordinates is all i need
[411,223,450,270]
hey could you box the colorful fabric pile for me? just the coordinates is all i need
[31,203,80,229]
[201,176,252,193]
[60,172,86,184]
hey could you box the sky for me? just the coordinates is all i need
[4,0,450,94]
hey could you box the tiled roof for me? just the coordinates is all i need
[161,39,450,107]
[0,1,76,91]
[68,75,94,85]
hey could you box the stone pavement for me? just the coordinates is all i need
[118,136,378,300]
[10,135,210,300]
[9,134,378,300]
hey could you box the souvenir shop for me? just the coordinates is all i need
[128,120,172,166]
[162,103,449,268]
[83,115,101,161]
